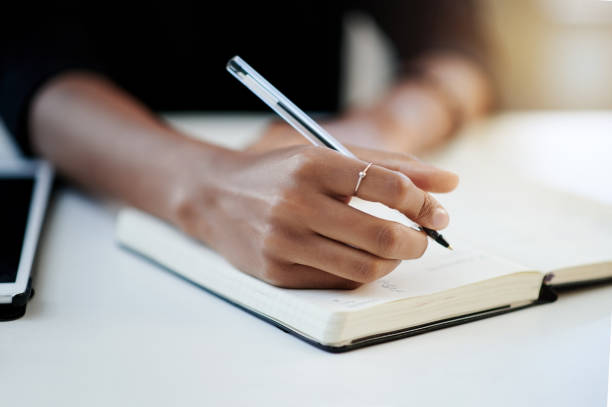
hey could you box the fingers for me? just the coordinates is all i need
[358,166,450,230]
[277,234,401,284]
[263,263,362,289]
[307,195,428,260]
[314,154,450,230]
[244,146,456,289]
[349,146,459,193]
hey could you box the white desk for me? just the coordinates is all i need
[1,113,611,406]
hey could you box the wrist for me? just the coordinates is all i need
[247,121,308,152]
[162,136,243,240]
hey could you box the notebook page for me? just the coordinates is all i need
[117,209,341,337]
[439,176,612,273]
[421,118,612,275]
[289,241,534,311]
[117,207,535,316]
[288,199,536,311]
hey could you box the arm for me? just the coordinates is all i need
[348,51,493,153]
[250,0,493,154]
[30,72,458,288]
[29,72,220,223]
[364,0,494,151]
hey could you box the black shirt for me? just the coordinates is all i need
[0,1,481,154]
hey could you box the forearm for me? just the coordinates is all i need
[366,52,493,152]
[404,51,494,121]
[29,72,233,223]
[353,1,493,151]
[249,52,493,155]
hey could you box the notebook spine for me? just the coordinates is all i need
[536,283,558,304]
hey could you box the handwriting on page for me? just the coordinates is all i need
[301,248,527,311]
[421,252,489,273]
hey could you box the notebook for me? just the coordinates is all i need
[115,172,612,352]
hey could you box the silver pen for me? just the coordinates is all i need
[226,56,452,249]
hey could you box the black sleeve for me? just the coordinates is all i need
[354,1,487,72]
[0,6,105,155]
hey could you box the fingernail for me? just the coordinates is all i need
[431,208,449,229]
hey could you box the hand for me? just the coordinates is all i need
[248,114,399,153]
[169,144,458,289]
[248,82,457,155]
[26,71,454,290]
[249,51,494,156]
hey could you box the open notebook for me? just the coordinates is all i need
[116,179,612,352]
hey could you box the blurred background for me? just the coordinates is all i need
[3,0,612,156]
[484,0,612,109]
[343,0,612,110]
[337,0,612,206]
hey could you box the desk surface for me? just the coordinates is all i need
[1,112,611,406]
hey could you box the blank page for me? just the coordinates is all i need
[439,175,612,273]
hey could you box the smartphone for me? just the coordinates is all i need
[0,160,53,320]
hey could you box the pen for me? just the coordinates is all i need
[226,55,452,250]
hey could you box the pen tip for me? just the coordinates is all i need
[447,245,454,251]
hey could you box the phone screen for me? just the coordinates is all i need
[0,177,35,283]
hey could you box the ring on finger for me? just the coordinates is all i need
[353,162,373,196]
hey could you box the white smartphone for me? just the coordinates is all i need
[0,160,53,320]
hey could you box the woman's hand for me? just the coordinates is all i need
[169,144,458,289]
[29,73,459,290]
[28,72,460,290]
